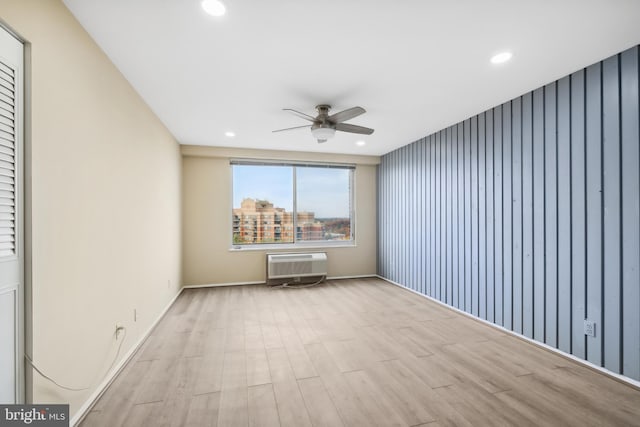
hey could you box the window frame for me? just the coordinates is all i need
[230,159,356,250]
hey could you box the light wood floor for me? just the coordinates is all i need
[80,278,640,427]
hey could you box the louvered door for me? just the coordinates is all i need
[0,26,23,405]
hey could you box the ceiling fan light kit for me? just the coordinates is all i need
[274,104,374,143]
[310,126,336,143]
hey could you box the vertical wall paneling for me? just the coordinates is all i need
[411,141,417,290]
[493,106,503,325]
[602,54,622,373]
[465,119,472,312]
[544,82,558,348]
[478,113,487,319]
[427,136,433,295]
[400,146,405,286]
[435,132,441,299]
[430,135,436,296]
[620,46,640,379]
[471,116,479,315]
[585,62,603,366]
[447,127,453,304]
[440,130,446,301]
[388,150,393,279]
[404,144,410,288]
[376,45,640,381]
[479,113,487,319]
[419,139,425,294]
[501,102,512,329]
[457,122,465,310]
[512,97,524,334]
[452,125,459,308]
[442,129,447,301]
[533,87,546,342]
[522,92,534,338]
[486,109,496,323]
[405,144,411,288]
[571,69,587,359]
[557,75,572,354]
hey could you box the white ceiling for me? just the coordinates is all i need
[62,0,640,156]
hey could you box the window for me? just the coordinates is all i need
[231,160,354,246]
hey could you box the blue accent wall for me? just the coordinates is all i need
[377,45,640,380]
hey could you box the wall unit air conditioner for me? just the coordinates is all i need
[267,252,327,280]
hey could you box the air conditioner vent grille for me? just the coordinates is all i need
[267,252,327,280]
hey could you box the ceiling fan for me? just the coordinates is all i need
[273,104,374,143]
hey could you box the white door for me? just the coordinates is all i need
[0,26,23,404]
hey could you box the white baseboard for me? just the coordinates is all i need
[71,288,185,426]
[376,275,640,390]
[183,280,265,288]
[327,274,377,280]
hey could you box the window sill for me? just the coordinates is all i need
[229,241,356,252]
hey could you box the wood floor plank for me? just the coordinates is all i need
[217,387,249,427]
[278,325,318,379]
[121,402,164,427]
[266,347,296,383]
[292,317,320,345]
[317,372,371,426]
[246,349,271,387]
[380,359,472,427]
[363,361,436,426]
[323,338,377,373]
[247,384,280,427]
[183,330,207,358]
[261,323,284,349]
[221,351,247,390]
[272,380,313,427]
[297,376,345,427]
[133,357,179,404]
[184,392,220,427]
[91,359,152,412]
[224,326,246,353]
[304,342,341,376]
[343,369,406,427]
[193,353,224,395]
[155,356,201,426]
[82,279,640,427]
[202,327,226,355]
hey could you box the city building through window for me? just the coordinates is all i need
[231,161,354,246]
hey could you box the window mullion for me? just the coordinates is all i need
[292,166,297,243]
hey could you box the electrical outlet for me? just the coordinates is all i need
[584,319,596,337]
[167,279,171,289]
[134,309,137,322]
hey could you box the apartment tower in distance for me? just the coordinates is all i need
[232,198,325,244]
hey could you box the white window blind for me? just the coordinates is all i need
[0,60,16,257]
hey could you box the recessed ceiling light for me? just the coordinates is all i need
[225,131,235,137]
[490,51,513,64]
[201,0,226,17]
[356,140,366,146]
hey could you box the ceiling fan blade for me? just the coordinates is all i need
[335,123,374,135]
[283,108,316,122]
[328,106,366,123]
[272,124,311,133]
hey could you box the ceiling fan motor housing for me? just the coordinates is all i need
[274,104,373,143]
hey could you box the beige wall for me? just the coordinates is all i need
[0,0,182,418]
[182,146,379,285]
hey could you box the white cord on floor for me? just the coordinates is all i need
[24,327,127,392]
[269,275,326,289]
